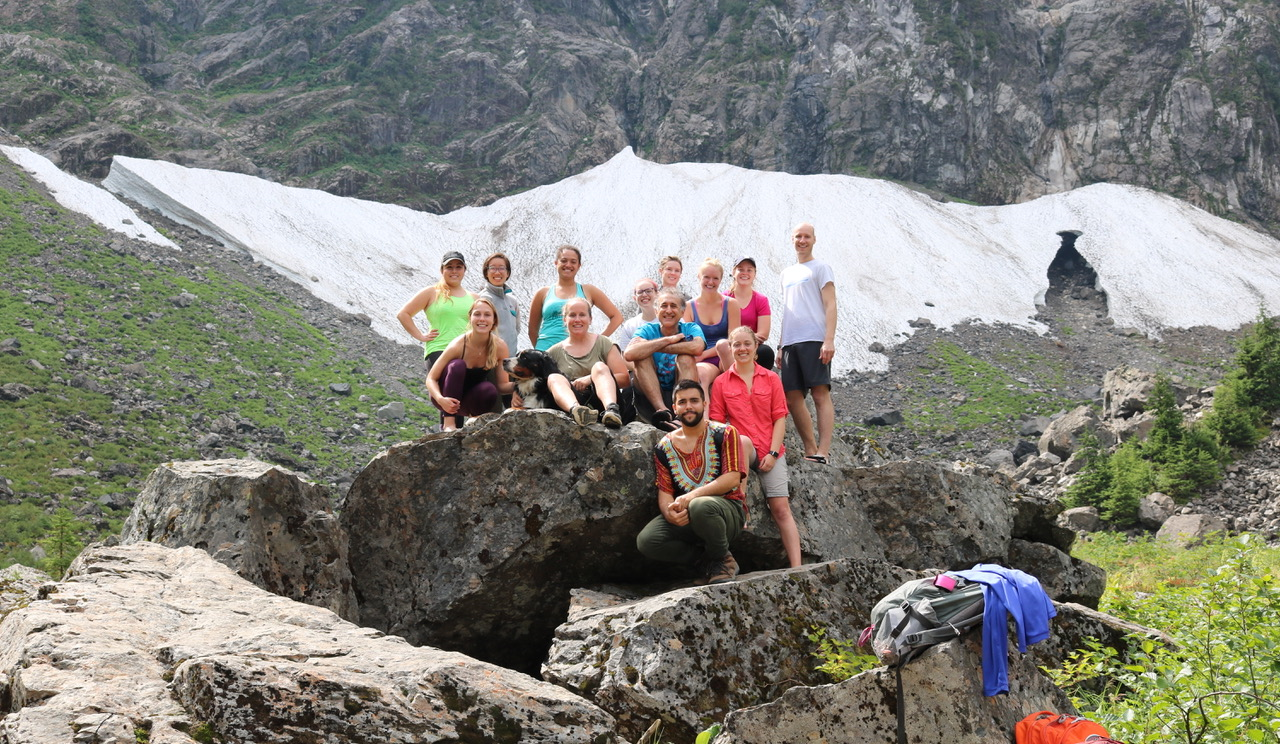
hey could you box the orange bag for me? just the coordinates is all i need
[1015,711,1122,744]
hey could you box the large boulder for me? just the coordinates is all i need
[120,459,357,622]
[1006,539,1106,607]
[716,637,1074,744]
[542,559,914,743]
[1103,365,1157,419]
[1156,513,1229,547]
[342,411,664,673]
[849,461,1014,570]
[1039,406,1116,459]
[0,543,621,744]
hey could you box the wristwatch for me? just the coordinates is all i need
[768,450,780,459]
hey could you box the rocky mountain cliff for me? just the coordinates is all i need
[3,0,1280,227]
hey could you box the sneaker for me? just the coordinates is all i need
[571,404,597,426]
[706,553,739,584]
[601,404,623,429]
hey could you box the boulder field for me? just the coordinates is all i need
[2,410,1143,743]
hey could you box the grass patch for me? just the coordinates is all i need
[1,160,436,569]
[898,339,1078,439]
[1071,531,1280,600]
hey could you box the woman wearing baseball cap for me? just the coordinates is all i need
[726,256,774,370]
[396,252,476,421]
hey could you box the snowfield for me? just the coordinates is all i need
[8,146,1280,375]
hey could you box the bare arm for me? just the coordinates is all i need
[757,417,787,473]
[727,298,741,334]
[604,343,630,389]
[820,281,837,364]
[396,287,438,343]
[493,339,514,394]
[424,335,466,412]
[625,334,675,362]
[587,284,623,337]
[755,311,771,343]
[673,469,743,507]
[527,287,547,347]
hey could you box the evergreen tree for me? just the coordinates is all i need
[1102,441,1154,526]
[1232,311,1280,412]
[1063,428,1112,511]
[1143,375,1184,465]
[39,509,84,577]
[1205,376,1264,449]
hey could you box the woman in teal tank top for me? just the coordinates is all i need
[396,251,475,375]
[527,245,624,351]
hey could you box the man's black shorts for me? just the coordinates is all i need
[780,341,831,392]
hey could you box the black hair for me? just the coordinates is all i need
[674,379,704,399]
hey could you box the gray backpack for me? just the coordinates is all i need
[864,573,986,665]
[861,574,986,744]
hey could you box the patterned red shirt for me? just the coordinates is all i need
[653,421,747,508]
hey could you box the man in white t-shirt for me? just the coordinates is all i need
[779,222,837,463]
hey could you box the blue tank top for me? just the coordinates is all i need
[690,296,731,351]
[536,283,587,350]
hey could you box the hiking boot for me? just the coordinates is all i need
[571,404,598,426]
[706,553,739,584]
[601,403,623,429]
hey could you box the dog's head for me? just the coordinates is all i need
[503,348,558,382]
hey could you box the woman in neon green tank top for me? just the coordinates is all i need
[396,251,475,378]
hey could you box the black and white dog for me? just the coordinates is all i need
[503,348,560,410]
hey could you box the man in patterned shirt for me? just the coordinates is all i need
[636,379,747,584]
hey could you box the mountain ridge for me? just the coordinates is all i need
[3,0,1280,231]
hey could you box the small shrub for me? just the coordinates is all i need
[1063,429,1111,511]
[1050,537,1280,744]
[807,626,880,682]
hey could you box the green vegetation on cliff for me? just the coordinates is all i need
[0,159,435,572]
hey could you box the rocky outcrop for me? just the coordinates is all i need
[0,564,48,618]
[119,459,357,622]
[0,543,620,744]
[342,411,1102,673]
[715,637,1074,744]
[4,0,1280,224]
[542,559,914,743]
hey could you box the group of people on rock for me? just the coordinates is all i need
[396,223,837,582]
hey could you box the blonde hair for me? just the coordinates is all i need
[433,256,465,305]
[698,258,724,279]
[658,255,682,271]
[467,296,502,369]
[728,325,757,345]
[560,297,593,332]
